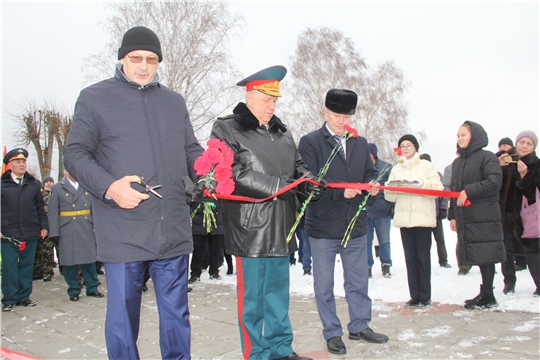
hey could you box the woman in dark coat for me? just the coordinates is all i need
[448,121,506,309]
[498,130,540,296]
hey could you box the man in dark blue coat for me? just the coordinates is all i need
[64,26,203,359]
[298,89,389,355]
[1,148,48,311]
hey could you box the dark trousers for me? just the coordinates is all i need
[501,253,540,288]
[1,239,38,304]
[299,228,313,272]
[310,236,371,340]
[104,255,190,360]
[515,255,527,268]
[63,263,99,295]
[191,233,223,277]
[400,227,432,301]
[431,217,448,265]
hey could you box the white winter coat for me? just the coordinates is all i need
[384,153,443,228]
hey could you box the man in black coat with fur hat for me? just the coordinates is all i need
[298,89,389,355]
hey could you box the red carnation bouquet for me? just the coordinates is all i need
[1,235,26,251]
[193,139,235,232]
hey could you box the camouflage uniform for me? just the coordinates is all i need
[33,188,58,280]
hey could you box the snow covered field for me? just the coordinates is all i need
[213,222,539,314]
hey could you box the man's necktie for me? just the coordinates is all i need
[16,177,22,186]
[333,135,346,159]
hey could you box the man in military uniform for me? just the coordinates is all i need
[211,66,316,360]
[33,176,57,281]
[47,169,103,301]
[1,148,48,311]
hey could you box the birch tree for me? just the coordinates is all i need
[82,1,245,138]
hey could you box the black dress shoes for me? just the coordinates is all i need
[3,304,16,312]
[326,336,347,354]
[16,299,37,307]
[275,352,312,360]
[405,298,420,306]
[87,291,104,298]
[349,327,389,343]
[69,294,80,301]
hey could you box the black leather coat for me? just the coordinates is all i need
[210,102,309,257]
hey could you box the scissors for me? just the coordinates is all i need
[136,176,163,199]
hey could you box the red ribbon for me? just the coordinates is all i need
[205,176,471,206]
[0,347,41,360]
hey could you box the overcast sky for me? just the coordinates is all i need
[2,1,538,176]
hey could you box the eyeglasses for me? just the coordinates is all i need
[400,145,414,150]
[127,54,159,65]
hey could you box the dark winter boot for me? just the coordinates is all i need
[464,285,483,306]
[465,286,497,310]
[503,283,515,294]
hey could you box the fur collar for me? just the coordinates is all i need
[520,151,538,167]
[232,102,287,133]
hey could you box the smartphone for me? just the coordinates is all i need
[504,154,520,164]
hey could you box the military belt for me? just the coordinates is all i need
[59,210,91,217]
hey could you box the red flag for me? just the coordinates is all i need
[1,146,9,174]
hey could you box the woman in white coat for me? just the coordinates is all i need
[385,134,443,307]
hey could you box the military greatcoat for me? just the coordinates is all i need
[47,178,97,266]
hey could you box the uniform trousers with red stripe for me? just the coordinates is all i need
[236,256,294,360]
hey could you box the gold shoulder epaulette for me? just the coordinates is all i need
[217,114,234,121]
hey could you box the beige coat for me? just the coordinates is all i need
[384,153,443,228]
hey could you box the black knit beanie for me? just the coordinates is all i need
[368,143,378,159]
[398,134,419,151]
[118,26,163,62]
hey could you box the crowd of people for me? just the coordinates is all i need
[1,25,538,360]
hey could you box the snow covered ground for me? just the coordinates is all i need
[211,221,539,314]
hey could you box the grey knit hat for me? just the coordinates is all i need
[515,130,538,149]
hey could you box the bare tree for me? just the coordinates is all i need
[9,97,62,179]
[284,27,418,160]
[283,27,367,139]
[82,0,245,140]
[357,61,418,159]
[54,113,73,181]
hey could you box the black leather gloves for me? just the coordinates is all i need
[183,176,207,203]
[298,178,327,201]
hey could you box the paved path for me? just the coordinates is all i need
[1,272,539,359]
